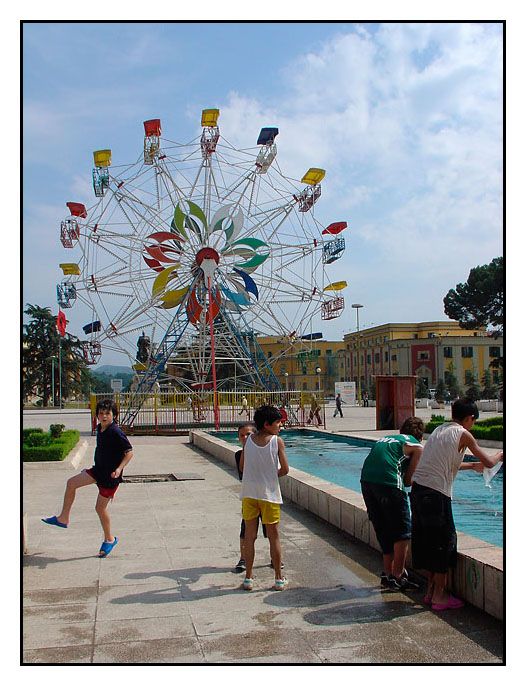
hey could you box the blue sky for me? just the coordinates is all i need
[22,20,503,366]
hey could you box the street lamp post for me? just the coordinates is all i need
[315,367,322,393]
[352,304,364,405]
[284,372,289,392]
[46,356,56,407]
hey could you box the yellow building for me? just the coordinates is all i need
[256,336,346,393]
[343,322,502,392]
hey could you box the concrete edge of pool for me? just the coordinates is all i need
[189,429,503,622]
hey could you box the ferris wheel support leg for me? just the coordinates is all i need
[208,276,220,430]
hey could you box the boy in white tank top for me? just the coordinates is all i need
[239,405,289,591]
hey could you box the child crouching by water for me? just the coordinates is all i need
[410,398,503,610]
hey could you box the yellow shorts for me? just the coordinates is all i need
[242,498,281,525]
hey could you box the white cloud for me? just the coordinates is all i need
[218,24,502,266]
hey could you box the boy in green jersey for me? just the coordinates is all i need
[360,417,424,591]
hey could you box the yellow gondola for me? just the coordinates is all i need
[93,150,111,167]
[201,109,220,127]
[323,280,347,291]
[301,168,325,185]
[59,263,81,275]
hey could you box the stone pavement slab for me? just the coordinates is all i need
[22,413,504,664]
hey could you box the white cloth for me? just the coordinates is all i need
[412,422,468,498]
[240,434,282,504]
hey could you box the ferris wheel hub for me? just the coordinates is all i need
[196,247,219,265]
[196,247,220,279]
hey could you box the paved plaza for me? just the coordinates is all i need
[22,406,504,664]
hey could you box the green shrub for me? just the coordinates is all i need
[49,423,66,438]
[23,446,65,461]
[424,420,502,441]
[24,432,52,447]
[471,425,503,441]
[475,416,503,427]
[23,430,80,462]
[22,428,44,440]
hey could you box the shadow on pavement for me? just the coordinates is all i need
[23,553,96,567]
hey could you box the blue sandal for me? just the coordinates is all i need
[41,515,67,528]
[98,537,118,557]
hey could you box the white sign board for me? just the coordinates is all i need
[335,381,356,405]
[111,378,123,392]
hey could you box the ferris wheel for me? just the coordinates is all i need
[57,109,348,420]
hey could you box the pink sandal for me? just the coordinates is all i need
[432,595,464,611]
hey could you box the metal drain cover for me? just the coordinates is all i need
[123,473,204,483]
[123,474,176,483]
[173,473,205,480]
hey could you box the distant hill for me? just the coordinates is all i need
[93,365,134,377]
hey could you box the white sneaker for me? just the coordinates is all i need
[274,577,288,591]
[243,577,254,591]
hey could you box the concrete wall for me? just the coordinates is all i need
[190,429,503,621]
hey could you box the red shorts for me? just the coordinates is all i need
[85,468,119,499]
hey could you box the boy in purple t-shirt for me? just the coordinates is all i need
[42,399,133,557]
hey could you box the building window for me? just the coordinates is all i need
[384,336,388,342]
[417,351,430,361]
[326,349,332,356]
[367,354,372,364]
[374,353,380,363]
[375,337,379,344]
[385,351,389,362]
[443,346,453,358]
[428,333,436,338]
[391,354,397,361]
[492,369,500,384]
[413,334,418,339]
[489,346,500,357]
[461,347,473,358]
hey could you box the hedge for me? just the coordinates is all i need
[424,420,502,442]
[23,430,80,462]
[22,428,44,440]
[475,416,504,428]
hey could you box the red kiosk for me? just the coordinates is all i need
[375,375,417,431]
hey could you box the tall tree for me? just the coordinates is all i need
[445,365,461,400]
[481,369,498,399]
[23,304,92,406]
[443,257,503,334]
[464,370,482,402]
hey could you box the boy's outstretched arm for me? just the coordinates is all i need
[459,432,503,469]
[277,437,289,477]
[111,449,134,479]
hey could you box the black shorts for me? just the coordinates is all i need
[410,482,457,574]
[361,481,411,554]
[239,515,267,539]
